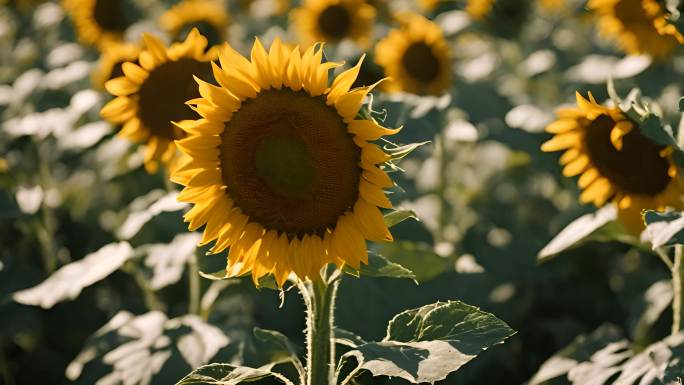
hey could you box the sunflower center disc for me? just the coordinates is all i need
[220,90,361,236]
[93,0,130,32]
[318,5,351,40]
[138,58,211,140]
[401,42,440,83]
[585,114,671,195]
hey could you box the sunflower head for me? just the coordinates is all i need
[542,91,684,233]
[375,13,451,96]
[291,0,376,46]
[467,0,531,38]
[170,38,400,286]
[92,41,140,89]
[100,29,217,173]
[160,0,229,47]
[62,0,136,48]
[588,0,684,58]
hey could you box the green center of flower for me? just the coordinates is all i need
[401,42,440,84]
[220,89,361,236]
[93,0,130,32]
[255,134,316,199]
[585,114,672,196]
[138,58,211,140]
[318,5,351,40]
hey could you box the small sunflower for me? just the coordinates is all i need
[91,41,140,89]
[588,0,684,58]
[466,0,531,37]
[62,0,135,47]
[160,0,229,47]
[170,38,400,285]
[100,29,217,173]
[375,13,451,96]
[291,0,376,46]
[542,92,684,233]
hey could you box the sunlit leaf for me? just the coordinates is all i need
[176,363,295,385]
[341,301,515,384]
[117,190,186,240]
[643,210,684,249]
[343,252,416,281]
[13,242,133,309]
[384,209,418,228]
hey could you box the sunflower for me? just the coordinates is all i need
[291,0,376,46]
[160,0,229,47]
[170,38,399,285]
[466,0,531,37]
[542,92,684,233]
[588,0,684,58]
[62,0,135,48]
[100,29,217,173]
[91,41,140,89]
[374,13,451,96]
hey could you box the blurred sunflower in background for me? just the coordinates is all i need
[236,0,290,15]
[160,0,229,47]
[542,92,684,233]
[100,29,216,173]
[466,0,532,37]
[291,0,376,46]
[62,0,135,48]
[171,39,399,285]
[588,0,684,58]
[375,13,451,95]
[91,42,140,89]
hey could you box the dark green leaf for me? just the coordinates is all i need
[378,241,447,282]
[343,252,416,280]
[384,209,418,228]
[538,205,618,262]
[335,328,367,348]
[643,210,684,249]
[253,327,303,370]
[342,301,515,383]
[176,363,294,385]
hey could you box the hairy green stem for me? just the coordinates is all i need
[673,245,684,335]
[304,276,339,385]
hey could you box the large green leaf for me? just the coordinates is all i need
[538,205,619,262]
[341,301,515,383]
[252,327,304,378]
[343,252,416,281]
[529,324,684,385]
[643,210,684,249]
[378,241,447,282]
[176,363,294,385]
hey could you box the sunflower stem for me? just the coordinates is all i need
[188,253,201,315]
[304,273,339,385]
[672,244,684,335]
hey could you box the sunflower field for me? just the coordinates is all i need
[5,0,684,384]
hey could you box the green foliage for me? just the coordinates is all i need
[339,301,515,384]
[644,210,684,249]
[176,364,294,385]
[343,252,416,281]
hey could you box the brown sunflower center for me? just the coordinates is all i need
[93,0,130,32]
[584,114,671,196]
[317,5,351,40]
[137,58,211,140]
[219,89,361,236]
[401,42,440,83]
[614,0,652,26]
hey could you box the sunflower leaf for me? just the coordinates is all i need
[175,363,295,385]
[643,210,684,249]
[344,252,416,281]
[253,328,304,378]
[341,301,515,384]
[538,205,619,262]
[384,209,418,228]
